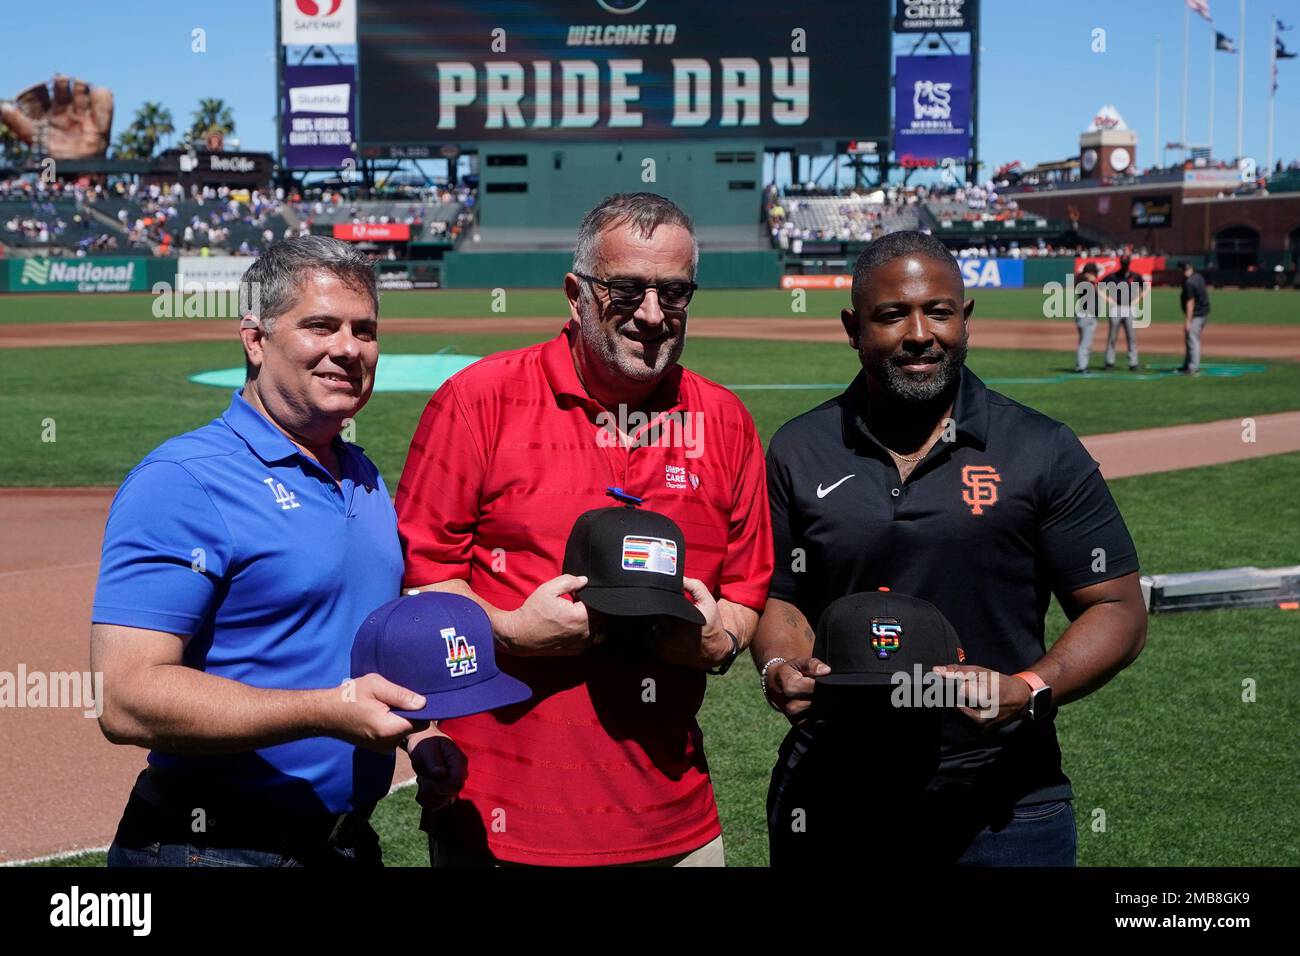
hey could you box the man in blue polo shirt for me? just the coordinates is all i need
[92,236,427,867]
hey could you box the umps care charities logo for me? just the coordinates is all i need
[50,886,151,936]
[442,627,478,678]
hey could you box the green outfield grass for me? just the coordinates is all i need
[1,286,1297,325]
[31,452,1300,868]
[3,333,1300,489]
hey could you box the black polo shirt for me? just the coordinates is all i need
[766,368,1139,807]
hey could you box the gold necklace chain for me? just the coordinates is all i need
[886,446,928,463]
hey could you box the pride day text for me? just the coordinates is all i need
[431,58,810,129]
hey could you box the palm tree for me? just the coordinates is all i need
[0,118,30,163]
[131,102,174,157]
[111,128,144,160]
[188,98,235,144]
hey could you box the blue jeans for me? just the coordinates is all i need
[955,800,1077,867]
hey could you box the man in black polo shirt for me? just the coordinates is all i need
[752,231,1148,866]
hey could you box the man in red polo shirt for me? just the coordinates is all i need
[395,193,773,867]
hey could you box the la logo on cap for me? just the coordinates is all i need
[442,627,478,678]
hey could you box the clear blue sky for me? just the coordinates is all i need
[2,0,1295,172]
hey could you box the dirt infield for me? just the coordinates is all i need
[4,315,1300,359]
[0,489,411,864]
[3,312,1300,863]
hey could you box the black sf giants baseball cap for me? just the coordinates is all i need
[562,505,706,625]
[813,589,965,687]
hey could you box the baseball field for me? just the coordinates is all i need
[2,286,1297,867]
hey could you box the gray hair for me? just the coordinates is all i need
[240,235,378,335]
[572,192,699,280]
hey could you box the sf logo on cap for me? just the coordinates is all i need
[961,464,1001,516]
[870,617,902,659]
[442,627,478,678]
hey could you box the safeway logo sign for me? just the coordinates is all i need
[282,0,355,45]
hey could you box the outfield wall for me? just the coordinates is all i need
[440,249,781,289]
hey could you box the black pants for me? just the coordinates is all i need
[107,768,381,868]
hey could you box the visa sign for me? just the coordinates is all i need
[958,258,1024,289]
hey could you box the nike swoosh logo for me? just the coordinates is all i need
[816,475,856,498]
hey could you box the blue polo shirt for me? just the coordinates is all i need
[93,389,403,814]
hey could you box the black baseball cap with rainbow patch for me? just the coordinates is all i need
[562,503,706,625]
[813,589,965,687]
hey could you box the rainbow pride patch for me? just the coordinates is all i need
[622,535,678,575]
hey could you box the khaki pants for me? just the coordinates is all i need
[429,834,725,868]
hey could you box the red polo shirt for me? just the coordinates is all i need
[395,324,772,865]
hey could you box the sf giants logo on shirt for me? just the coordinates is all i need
[442,627,478,678]
[961,465,1001,515]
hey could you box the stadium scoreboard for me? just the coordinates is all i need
[357,0,892,153]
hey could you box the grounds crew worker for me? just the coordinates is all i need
[1178,261,1211,375]
[92,237,428,867]
[752,231,1148,866]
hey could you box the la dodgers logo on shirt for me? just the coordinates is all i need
[621,535,678,575]
[442,626,478,678]
[262,477,300,511]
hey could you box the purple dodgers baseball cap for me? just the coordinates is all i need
[351,592,531,721]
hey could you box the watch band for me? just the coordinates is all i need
[708,629,741,676]
[1013,670,1047,692]
[1012,669,1049,720]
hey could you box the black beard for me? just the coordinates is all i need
[865,339,968,403]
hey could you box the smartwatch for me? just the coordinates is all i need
[1012,670,1053,721]
[708,629,741,676]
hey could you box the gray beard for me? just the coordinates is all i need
[577,294,685,383]
[865,339,968,403]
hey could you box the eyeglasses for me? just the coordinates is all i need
[574,273,698,312]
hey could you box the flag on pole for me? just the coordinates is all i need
[1278,21,1294,32]
[1216,31,1236,52]
[1279,39,1298,59]
[1185,0,1212,22]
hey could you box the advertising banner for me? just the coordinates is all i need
[8,257,149,293]
[177,256,255,290]
[894,55,972,162]
[283,65,357,170]
[894,0,978,33]
[1130,195,1173,228]
[958,258,1023,288]
[333,222,411,241]
[779,259,1023,291]
[1074,255,1167,278]
[282,0,357,46]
